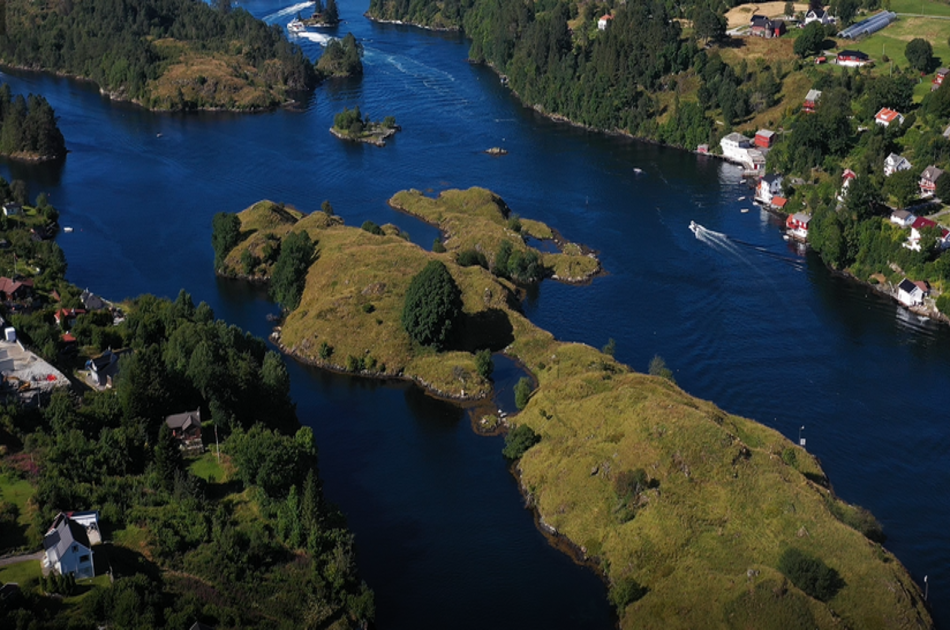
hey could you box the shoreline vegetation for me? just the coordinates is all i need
[0,201,373,627]
[0,0,319,112]
[0,83,66,163]
[215,188,932,629]
[330,107,400,146]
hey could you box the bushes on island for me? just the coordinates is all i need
[777,548,845,601]
[401,260,463,350]
[317,32,364,78]
[502,423,540,460]
[270,230,315,310]
[211,212,242,271]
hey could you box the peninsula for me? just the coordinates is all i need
[0,0,318,111]
[214,187,932,629]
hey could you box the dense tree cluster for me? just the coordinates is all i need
[0,84,66,160]
[401,260,463,349]
[0,0,317,110]
[0,290,373,629]
[270,230,315,310]
[317,32,363,77]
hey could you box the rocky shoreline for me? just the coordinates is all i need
[329,125,400,147]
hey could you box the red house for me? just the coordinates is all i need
[837,50,871,67]
[754,129,776,148]
[803,89,821,113]
[786,213,811,241]
[933,68,949,91]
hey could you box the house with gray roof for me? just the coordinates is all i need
[42,513,95,579]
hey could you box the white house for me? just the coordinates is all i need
[874,108,904,127]
[904,216,950,251]
[2,203,20,217]
[720,133,764,171]
[838,169,857,201]
[884,153,912,177]
[889,209,917,228]
[786,213,811,241]
[597,14,613,30]
[804,7,835,26]
[43,513,95,579]
[755,174,784,205]
[897,278,929,307]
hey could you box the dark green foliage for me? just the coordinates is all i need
[507,213,522,233]
[270,230,315,310]
[228,425,316,498]
[457,248,488,268]
[502,423,540,460]
[936,172,950,200]
[648,355,675,382]
[401,260,463,349]
[608,575,647,609]
[325,0,340,24]
[475,349,494,379]
[883,168,919,209]
[824,495,886,543]
[844,176,883,221]
[319,341,334,359]
[602,338,616,356]
[240,248,259,275]
[211,212,242,270]
[777,548,845,601]
[334,106,364,134]
[836,0,859,25]
[905,38,935,73]
[154,422,184,491]
[514,376,532,409]
[692,4,726,44]
[0,84,66,160]
[863,75,915,119]
[318,33,364,77]
[432,238,447,253]
[506,249,543,283]
[0,0,317,109]
[361,220,385,235]
[794,22,825,58]
[321,200,335,216]
[613,468,651,522]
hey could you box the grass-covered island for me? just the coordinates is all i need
[213,187,931,629]
[0,0,318,111]
[330,107,400,147]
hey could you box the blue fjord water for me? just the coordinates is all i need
[3,0,950,624]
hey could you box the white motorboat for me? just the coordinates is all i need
[689,221,699,235]
[288,18,306,33]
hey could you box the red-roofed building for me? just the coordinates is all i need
[0,277,34,301]
[905,216,950,251]
[875,108,904,127]
[54,308,87,327]
[597,14,613,30]
[933,68,949,91]
[771,196,788,209]
[803,89,821,113]
[786,213,811,241]
[755,129,776,148]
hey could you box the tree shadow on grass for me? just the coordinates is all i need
[450,308,515,353]
[96,543,161,581]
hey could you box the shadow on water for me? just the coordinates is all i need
[491,353,530,415]
[455,307,515,352]
[1,155,66,190]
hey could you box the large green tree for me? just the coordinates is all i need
[794,22,825,58]
[401,260,463,349]
[211,212,242,270]
[270,230,315,310]
[905,38,935,73]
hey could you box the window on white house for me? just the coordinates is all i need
[79,555,90,563]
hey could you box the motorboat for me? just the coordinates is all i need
[288,18,306,33]
[689,221,699,235]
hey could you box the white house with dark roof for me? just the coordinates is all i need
[920,165,945,197]
[755,174,784,205]
[890,209,917,228]
[804,7,835,26]
[897,278,929,307]
[43,513,95,579]
[884,153,912,177]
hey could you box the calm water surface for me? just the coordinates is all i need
[3,0,949,624]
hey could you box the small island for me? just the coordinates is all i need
[303,0,340,27]
[0,84,66,162]
[213,187,932,629]
[330,107,401,147]
[316,33,364,79]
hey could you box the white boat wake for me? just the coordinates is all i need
[262,2,312,23]
[296,31,336,45]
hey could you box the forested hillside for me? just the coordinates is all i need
[0,83,66,161]
[0,0,318,110]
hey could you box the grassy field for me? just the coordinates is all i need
[188,450,232,483]
[0,558,41,584]
[222,188,931,628]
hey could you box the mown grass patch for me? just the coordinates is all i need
[189,450,233,484]
[0,558,42,585]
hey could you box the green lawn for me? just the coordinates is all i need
[889,0,950,18]
[188,450,228,483]
[0,558,41,585]
[0,473,35,523]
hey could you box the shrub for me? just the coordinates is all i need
[401,260,463,350]
[240,248,258,275]
[457,249,488,268]
[648,355,675,382]
[781,447,797,467]
[361,220,384,236]
[361,303,375,314]
[318,341,333,360]
[507,213,522,233]
[211,212,242,270]
[602,338,616,356]
[346,355,361,372]
[514,376,532,409]
[432,239,446,253]
[270,231,315,311]
[502,424,540,460]
[824,496,886,543]
[608,576,646,609]
[777,548,844,601]
[475,349,494,379]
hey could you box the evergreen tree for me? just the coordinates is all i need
[211,212,242,270]
[401,260,463,349]
[154,422,183,491]
[270,230,315,310]
[325,0,339,24]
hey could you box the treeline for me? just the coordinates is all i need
[0,290,373,628]
[0,84,66,160]
[0,0,317,110]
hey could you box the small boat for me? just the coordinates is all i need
[288,18,306,33]
[63,227,73,233]
[737,196,745,201]
[689,220,699,235]
[740,208,749,213]
[633,167,644,175]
